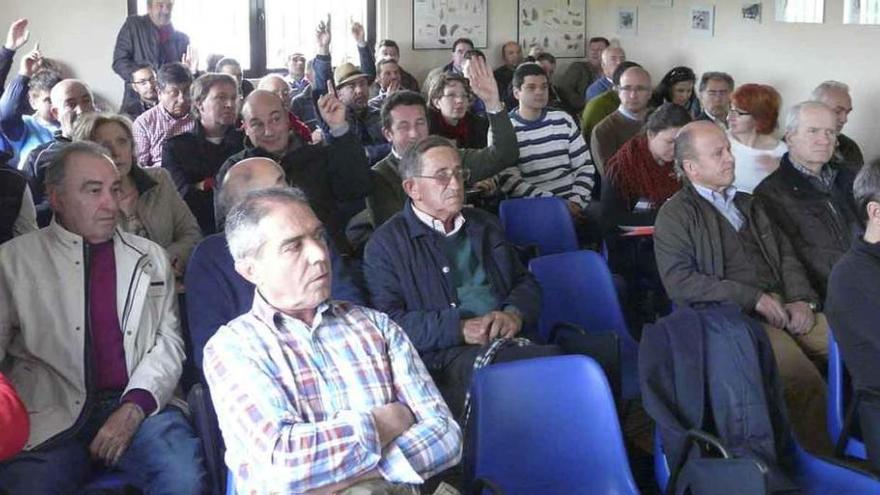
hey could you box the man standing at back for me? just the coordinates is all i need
[113,0,189,119]
[557,36,609,115]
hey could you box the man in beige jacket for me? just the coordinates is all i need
[0,142,206,493]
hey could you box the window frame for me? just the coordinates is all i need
[128,0,376,78]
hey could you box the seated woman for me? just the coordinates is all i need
[650,66,700,118]
[428,72,489,149]
[602,102,692,228]
[727,83,787,193]
[72,113,202,278]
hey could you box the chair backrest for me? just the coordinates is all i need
[827,330,868,459]
[465,355,639,495]
[499,197,578,256]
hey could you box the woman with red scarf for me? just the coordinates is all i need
[427,73,489,149]
[602,102,692,228]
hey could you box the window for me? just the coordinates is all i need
[134,0,371,76]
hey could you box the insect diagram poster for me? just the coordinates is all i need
[518,0,588,58]
[413,0,488,49]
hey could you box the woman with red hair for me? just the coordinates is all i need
[728,83,787,193]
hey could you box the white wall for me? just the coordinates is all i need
[0,0,127,112]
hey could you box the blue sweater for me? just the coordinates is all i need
[184,233,366,371]
[363,202,541,369]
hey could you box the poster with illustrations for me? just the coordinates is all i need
[413,0,488,49]
[518,0,588,58]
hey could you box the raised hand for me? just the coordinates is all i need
[180,45,198,73]
[350,21,366,47]
[317,80,348,131]
[19,43,41,77]
[5,18,29,51]
[316,15,332,55]
[466,56,502,112]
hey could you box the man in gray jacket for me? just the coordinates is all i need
[654,121,830,454]
[0,142,205,493]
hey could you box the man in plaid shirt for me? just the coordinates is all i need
[203,187,461,494]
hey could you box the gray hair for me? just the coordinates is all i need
[854,160,880,223]
[698,71,734,93]
[191,73,237,120]
[784,100,832,135]
[811,80,850,101]
[399,135,458,180]
[44,141,114,193]
[224,186,310,262]
[672,125,699,180]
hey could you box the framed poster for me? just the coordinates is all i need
[413,0,488,49]
[742,2,763,23]
[690,5,716,36]
[617,6,638,36]
[518,0,587,58]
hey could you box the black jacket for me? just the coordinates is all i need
[640,303,796,492]
[112,15,189,113]
[0,166,27,245]
[163,122,245,235]
[214,130,371,255]
[753,154,862,299]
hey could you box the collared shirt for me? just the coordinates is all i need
[617,105,642,122]
[412,204,466,237]
[790,158,837,192]
[203,293,461,494]
[694,183,745,231]
[132,104,196,168]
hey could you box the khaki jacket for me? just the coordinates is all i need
[0,221,185,449]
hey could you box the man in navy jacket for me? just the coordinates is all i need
[364,136,557,417]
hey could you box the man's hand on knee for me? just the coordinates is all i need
[486,311,523,340]
[89,402,145,466]
[784,301,815,336]
[461,317,490,345]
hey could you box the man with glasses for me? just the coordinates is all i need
[113,0,189,120]
[364,136,560,417]
[696,72,735,129]
[132,62,194,168]
[498,63,595,226]
[591,65,652,176]
[121,63,158,119]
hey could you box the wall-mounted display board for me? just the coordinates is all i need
[413,0,488,49]
[518,0,588,58]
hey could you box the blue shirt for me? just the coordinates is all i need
[585,77,613,102]
[693,183,745,231]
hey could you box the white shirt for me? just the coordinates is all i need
[729,134,787,193]
[411,204,466,237]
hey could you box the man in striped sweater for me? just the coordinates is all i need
[499,63,596,228]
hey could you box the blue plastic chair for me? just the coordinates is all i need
[498,197,578,256]
[81,471,133,492]
[464,355,639,494]
[226,470,236,495]
[529,250,640,399]
[828,330,869,459]
[654,429,880,494]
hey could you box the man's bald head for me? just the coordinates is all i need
[674,121,735,190]
[219,157,287,223]
[257,74,291,105]
[50,79,95,137]
[242,90,291,155]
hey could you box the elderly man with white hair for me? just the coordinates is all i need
[812,80,863,172]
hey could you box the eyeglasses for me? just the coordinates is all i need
[413,168,471,185]
[132,77,157,86]
[619,85,651,93]
[441,92,470,102]
[729,107,751,117]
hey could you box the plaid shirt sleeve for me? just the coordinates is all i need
[203,323,385,493]
[132,113,153,167]
[373,311,463,481]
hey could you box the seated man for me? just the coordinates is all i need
[283,52,309,98]
[0,142,205,493]
[132,62,195,168]
[187,157,365,371]
[424,37,474,96]
[367,54,517,228]
[215,57,254,98]
[163,73,244,235]
[257,73,315,143]
[120,62,158,120]
[204,187,461,493]
[498,63,594,224]
[580,61,640,147]
[368,58,402,112]
[584,45,625,102]
[556,36,608,115]
[654,121,830,454]
[534,52,564,109]
[492,41,523,110]
[826,160,880,470]
[591,64,651,176]
[371,39,420,96]
[812,80,864,173]
[754,101,862,299]
[290,59,320,130]
[215,89,371,255]
[695,71,734,128]
[365,136,560,417]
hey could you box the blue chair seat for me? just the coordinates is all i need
[828,330,868,459]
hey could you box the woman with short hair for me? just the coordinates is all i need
[427,72,489,149]
[727,83,787,193]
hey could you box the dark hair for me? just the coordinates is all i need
[130,62,155,77]
[646,103,693,135]
[463,49,485,61]
[205,54,224,73]
[536,52,557,65]
[611,61,642,86]
[375,58,399,76]
[400,135,457,180]
[651,66,696,108]
[855,160,880,223]
[428,73,472,110]
[378,39,400,51]
[157,62,193,90]
[191,73,237,120]
[380,90,427,130]
[215,57,242,73]
[698,71,734,93]
[28,69,62,93]
[589,36,610,46]
[452,38,475,52]
[512,62,547,89]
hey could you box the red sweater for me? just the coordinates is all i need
[0,373,28,461]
